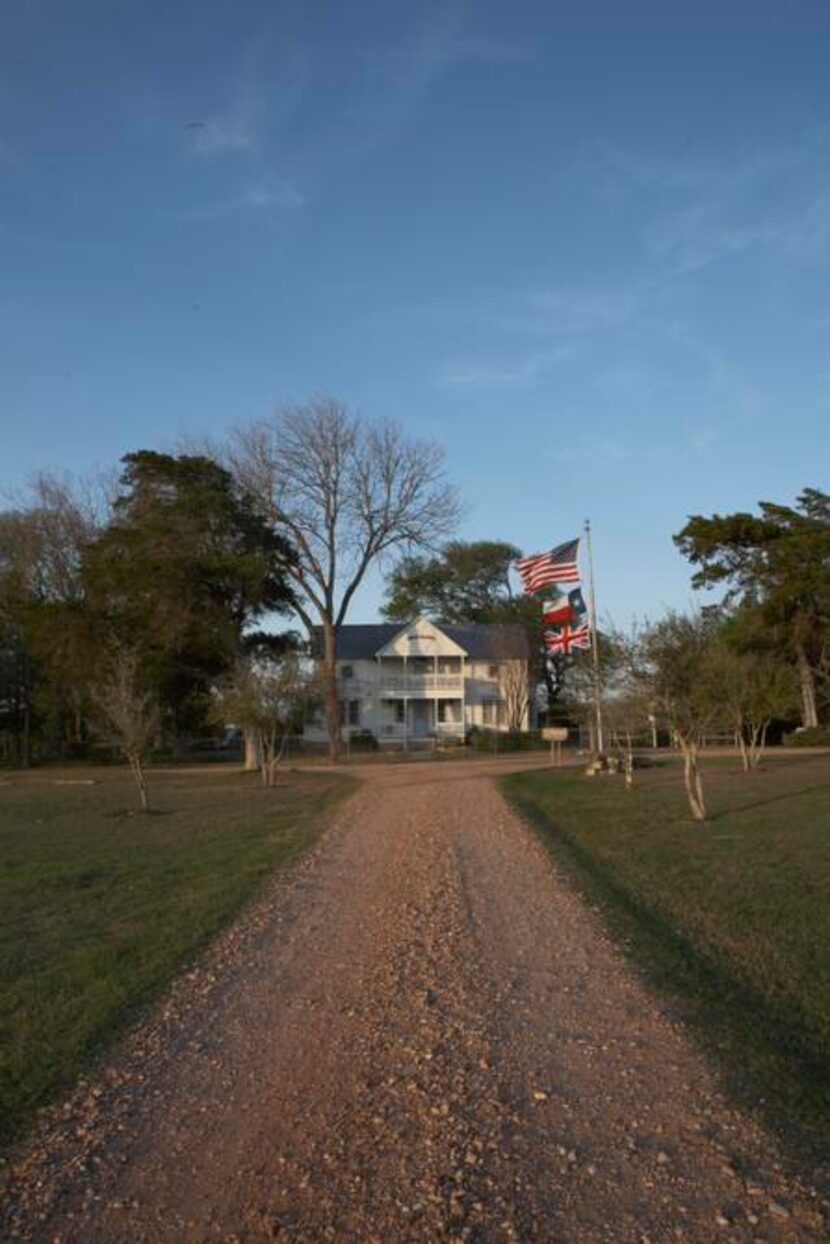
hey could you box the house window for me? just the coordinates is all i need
[437,700,447,723]
[341,664,353,680]
[389,699,405,723]
[340,700,360,726]
[482,699,503,726]
[488,664,499,679]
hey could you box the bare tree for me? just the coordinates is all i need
[91,647,160,812]
[592,626,651,788]
[230,399,459,756]
[214,654,322,786]
[488,624,531,732]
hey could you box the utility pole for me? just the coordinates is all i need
[584,519,605,756]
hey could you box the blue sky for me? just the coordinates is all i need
[2,1,829,626]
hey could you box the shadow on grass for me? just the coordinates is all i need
[709,781,830,822]
[104,807,174,819]
[506,790,830,1185]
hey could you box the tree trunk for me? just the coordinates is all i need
[323,619,341,760]
[243,727,260,772]
[261,730,287,787]
[749,721,769,769]
[129,755,149,812]
[624,730,634,789]
[795,642,818,728]
[680,740,707,821]
[736,729,750,772]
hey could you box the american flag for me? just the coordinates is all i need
[516,539,580,594]
[544,623,591,655]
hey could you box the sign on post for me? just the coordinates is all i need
[542,726,568,766]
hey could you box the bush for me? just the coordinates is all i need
[349,729,378,752]
[465,727,548,753]
[782,725,830,747]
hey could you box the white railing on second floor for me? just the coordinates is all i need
[340,673,464,694]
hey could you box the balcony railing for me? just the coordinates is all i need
[340,674,463,694]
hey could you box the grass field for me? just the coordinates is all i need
[0,765,352,1146]
[502,751,830,1170]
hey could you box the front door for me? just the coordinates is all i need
[409,700,432,738]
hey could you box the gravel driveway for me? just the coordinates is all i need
[1,757,825,1242]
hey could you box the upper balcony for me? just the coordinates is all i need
[339,672,464,696]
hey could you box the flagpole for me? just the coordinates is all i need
[584,518,605,756]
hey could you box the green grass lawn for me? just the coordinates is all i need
[501,752,830,1171]
[0,766,353,1146]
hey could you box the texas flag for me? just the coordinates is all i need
[541,590,573,627]
[541,587,587,628]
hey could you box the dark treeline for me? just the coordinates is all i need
[0,451,296,766]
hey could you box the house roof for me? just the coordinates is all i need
[310,620,529,661]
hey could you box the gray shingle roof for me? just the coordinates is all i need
[311,621,528,661]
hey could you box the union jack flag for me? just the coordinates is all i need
[517,539,580,594]
[544,623,591,655]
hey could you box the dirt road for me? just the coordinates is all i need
[2,758,825,1241]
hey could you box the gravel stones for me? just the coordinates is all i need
[1,755,825,1242]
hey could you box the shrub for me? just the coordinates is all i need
[349,729,378,752]
[783,726,830,747]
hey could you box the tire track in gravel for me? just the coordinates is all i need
[1,757,826,1242]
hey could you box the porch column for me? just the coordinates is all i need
[461,654,467,736]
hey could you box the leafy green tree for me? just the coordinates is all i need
[83,452,296,738]
[382,541,520,623]
[674,489,830,728]
[705,643,799,770]
[382,539,570,719]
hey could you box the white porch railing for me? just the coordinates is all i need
[377,721,465,740]
[340,674,463,694]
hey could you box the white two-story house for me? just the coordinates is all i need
[307,615,531,745]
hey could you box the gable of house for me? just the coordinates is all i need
[310,619,528,662]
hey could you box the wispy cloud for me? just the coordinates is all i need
[367,34,534,67]
[182,117,257,155]
[438,346,574,390]
[481,286,641,338]
[575,125,830,275]
[546,437,644,466]
[178,180,304,222]
[644,204,782,275]
[528,288,637,333]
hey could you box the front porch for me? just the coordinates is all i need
[376,696,465,745]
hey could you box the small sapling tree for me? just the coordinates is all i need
[641,612,719,821]
[91,646,160,812]
[215,654,322,787]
